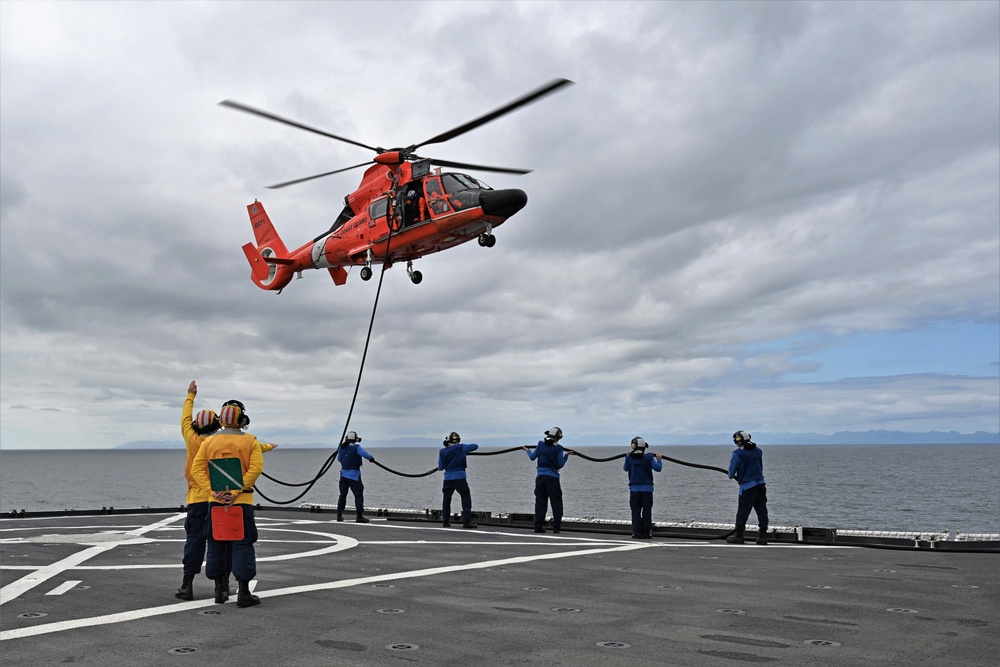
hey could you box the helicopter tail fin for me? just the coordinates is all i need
[243,201,294,291]
[246,201,289,256]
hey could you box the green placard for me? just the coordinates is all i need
[208,457,244,492]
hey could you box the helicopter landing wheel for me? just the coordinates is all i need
[360,266,373,281]
[406,260,423,285]
[479,233,496,247]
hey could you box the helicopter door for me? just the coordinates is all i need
[423,177,452,217]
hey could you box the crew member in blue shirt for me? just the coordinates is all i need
[622,437,663,539]
[523,427,575,533]
[437,432,479,529]
[336,431,374,523]
[727,430,768,545]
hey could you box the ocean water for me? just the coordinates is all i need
[1,445,998,534]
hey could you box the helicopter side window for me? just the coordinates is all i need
[369,197,388,220]
[314,203,355,242]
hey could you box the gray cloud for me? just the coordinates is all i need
[1,1,997,449]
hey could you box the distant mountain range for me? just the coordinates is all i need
[117,430,999,449]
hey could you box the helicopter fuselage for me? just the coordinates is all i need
[241,159,527,290]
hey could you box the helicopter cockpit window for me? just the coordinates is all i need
[441,173,486,194]
[369,197,388,220]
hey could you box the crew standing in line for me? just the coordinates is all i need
[437,431,479,529]
[191,400,265,607]
[622,437,663,539]
[175,381,221,601]
[336,431,374,523]
[727,430,769,545]
[523,427,575,533]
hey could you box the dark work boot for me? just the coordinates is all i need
[336,514,343,522]
[223,576,232,601]
[756,532,769,545]
[214,577,228,604]
[174,574,194,601]
[355,514,369,523]
[236,580,260,608]
[726,532,745,544]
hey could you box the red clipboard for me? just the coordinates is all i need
[211,504,244,541]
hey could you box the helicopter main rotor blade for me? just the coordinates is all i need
[428,158,532,175]
[265,161,373,189]
[414,78,574,150]
[219,99,381,153]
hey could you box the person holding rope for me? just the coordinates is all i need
[727,430,769,545]
[336,431,374,523]
[191,400,265,607]
[523,427,575,533]
[623,437,663,539]
[438,431,479,529]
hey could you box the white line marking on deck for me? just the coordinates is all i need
[0,513,183,605]
[1,541,651,640]
[45,581,82,596]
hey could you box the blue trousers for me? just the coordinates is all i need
[629,491,654,536]
[735,483,768,533]
[442,478,473,525]
[205,504,258,582]
[534,475,563,530]
[337,476,365,515]
[181,502,209,576]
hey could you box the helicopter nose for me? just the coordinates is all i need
[480,188,527,218]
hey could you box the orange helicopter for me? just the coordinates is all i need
[221,78,573,290]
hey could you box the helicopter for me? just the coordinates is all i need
[221,78,573,291]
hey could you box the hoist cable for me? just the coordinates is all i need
[254,214,400,504]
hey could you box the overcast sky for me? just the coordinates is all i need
[1,1,997,450]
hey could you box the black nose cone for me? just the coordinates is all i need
[480,188,527,218]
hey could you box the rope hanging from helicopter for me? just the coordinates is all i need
[253,185,405,505]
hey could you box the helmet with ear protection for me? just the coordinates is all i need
[341,431,361,447]
[193,409,220,435]
[544,427,563,442]
[443,431,461,445]
[221,399,250,429]
[629,436,648,458]
[733,430,751,444]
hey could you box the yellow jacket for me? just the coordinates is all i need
[182,392,276,505]
[192,429,264,506]
[181,392,211,505]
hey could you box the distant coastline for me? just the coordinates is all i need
[1,430,995,451]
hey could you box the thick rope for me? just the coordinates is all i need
[254,216,399,505]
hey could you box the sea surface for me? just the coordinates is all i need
[1,445,998,534]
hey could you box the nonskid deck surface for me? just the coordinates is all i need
[1,508,997,666]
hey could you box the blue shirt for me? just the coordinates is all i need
[623,452,662,492]
[728,445,765,495]
[526,440,570,478]
[337,444,373,481]
[438,443,479,480]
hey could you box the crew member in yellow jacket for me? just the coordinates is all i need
[175,381,220,601]
[177,383,278,602]
[176,383,278,602]
[192,399,265,608]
